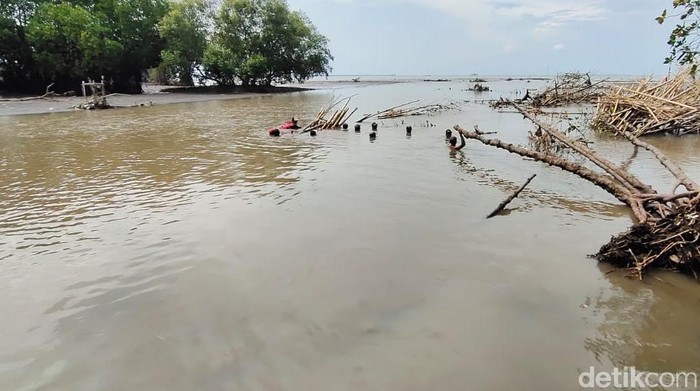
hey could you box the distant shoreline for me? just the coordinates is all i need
[0,84,313,116]
[0,80,403,117]
[0,91,280,117]
[157,85,311,94]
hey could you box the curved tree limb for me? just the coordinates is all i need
[512,103,655,194]
[619,130,699,192]
[453,125,645,221]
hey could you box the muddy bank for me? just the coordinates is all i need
[0,79,404,117]
[0,84,314,116]
[0,92,274,116]
[158,85,311,94]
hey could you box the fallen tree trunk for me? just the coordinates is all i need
[513,103,654,194]
[454,126,641,217]
[0,83,58,102]
[487,174,536,218]
[454,122,700,279]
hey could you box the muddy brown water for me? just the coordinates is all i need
[1,80,700,390]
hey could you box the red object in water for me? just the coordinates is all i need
[268,120,299,136]
[279,120,299,130]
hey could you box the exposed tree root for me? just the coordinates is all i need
[596,203,700,280]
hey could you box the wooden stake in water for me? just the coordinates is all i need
[486,174,536,219]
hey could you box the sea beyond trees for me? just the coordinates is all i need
[0,0,333,94]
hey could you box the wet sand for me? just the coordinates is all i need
[0,92,271,116]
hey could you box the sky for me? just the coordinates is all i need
[285,0,676,76]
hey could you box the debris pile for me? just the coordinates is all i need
[591,69,700,136]
[358,100,460,122]
[469,83,490,92]
[596,201,700,279]
[523,72,605,107]
[75,80,112,110]
[455,102,700,279]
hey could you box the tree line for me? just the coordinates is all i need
[0,0,333,94]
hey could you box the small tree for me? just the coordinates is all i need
[157,0,208,86]
[657,0,700,73]
[204,0,332,86]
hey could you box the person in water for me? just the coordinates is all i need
[269,117,299,136]
[280,117,300,130]
[449,128,466,151]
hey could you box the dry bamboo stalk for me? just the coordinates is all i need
[621,87,697,110]
[338,107,357,125]
[358,100,421,122]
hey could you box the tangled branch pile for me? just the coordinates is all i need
[456,102,700,279]
[524,72,606,107]
[358,100,460,122]
[597,202,700,279]
[468,83,490,92]
[591,70,700,136]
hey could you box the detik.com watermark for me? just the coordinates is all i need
[579,366,697,389]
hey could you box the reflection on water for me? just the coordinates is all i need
[449,152,630,220]
[585,266,700,374]
[1,81,700,390]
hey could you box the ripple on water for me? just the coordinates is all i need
[3,86,700,390]
[0,103,326,264]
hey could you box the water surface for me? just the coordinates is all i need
[1,80,699,390]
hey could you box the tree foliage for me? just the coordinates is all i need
[204,0,332,86]
[658,0,700,73]
[0,0,37,92]
[157,0,207,85]
[0,0,167,93]
[26,3,123,89]
[0,0,332,93]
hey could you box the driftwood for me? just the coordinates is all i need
[618,130,698,192]
[358,100,459,122]
[513,103,654,195]
[0,83,60,102]
[357,100,419,123]
[521,73,606,107]
[486,174,536,218]
[454,105,700,278]
[454,126,639,211]
[75,80,112,110]
[596,203,700,279]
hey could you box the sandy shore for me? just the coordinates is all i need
[0,79,402,117]
[0,91,285,116]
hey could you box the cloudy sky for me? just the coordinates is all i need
[286,0,675,76]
